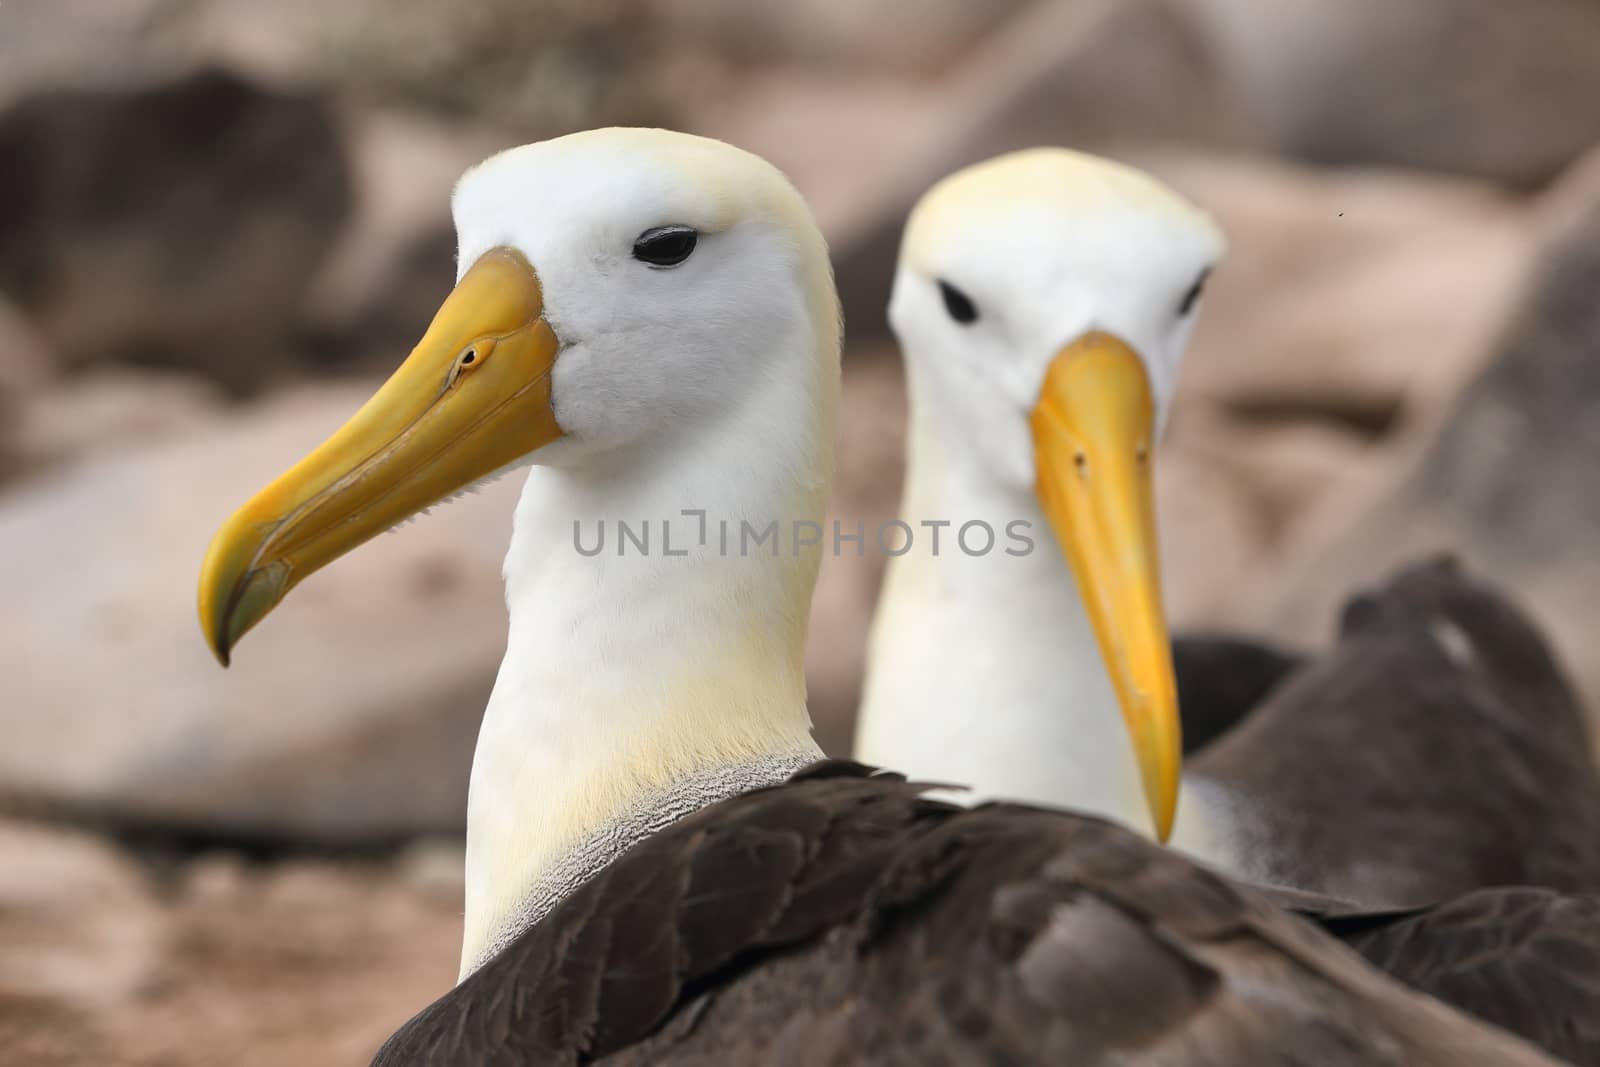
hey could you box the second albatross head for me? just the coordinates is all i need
[877,148,1224,840]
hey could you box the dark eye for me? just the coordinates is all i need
[938,280,978,325]
[633,225,698,267]
[1179,269,1211,316]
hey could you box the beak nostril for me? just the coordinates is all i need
[1074,451,1088,475]
[447,346,484,389]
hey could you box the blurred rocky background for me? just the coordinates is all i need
[2,0,1599,1063]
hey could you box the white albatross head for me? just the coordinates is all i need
[885,147,1225,839]
[198,127,840,659]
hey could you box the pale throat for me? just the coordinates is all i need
[861,403,1152,832]
[457,343,834,979]
[861,360,1232,860]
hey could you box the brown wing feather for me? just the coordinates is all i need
[1191,556,1600,904]
[373,764,1558,1066]
[1333,889,1600,1067]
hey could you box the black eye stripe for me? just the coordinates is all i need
[633,225,698,267]
[1179,268,1211,316]
[938,280,978,325]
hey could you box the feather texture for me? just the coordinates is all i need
[374,763,1567,1066]
[1191,556,1600,903]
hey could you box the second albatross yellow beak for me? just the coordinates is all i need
[198,247,563,665]
[1029,331,1180,841]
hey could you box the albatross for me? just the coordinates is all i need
[197,129,1578,1065]
[854,148,1600,905]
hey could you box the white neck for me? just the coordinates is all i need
[856,361,1232,857]
[460,333,834,977]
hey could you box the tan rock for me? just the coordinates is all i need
[0,297,56,482]
[650,0,1031,76]
[9,369,226,480]
[0,839,466,1066]
[1189,0,1600,187]
[0,820,166,1011]
[1259,148,1600,748]
[1154,441,1269,633]
[1145,149,1536,430]
[183,853,252,902]
[0,384,519,841]
[0,295,51,395]
[289,0,688,135]
[393,837,467,902]
[0,68,350,392]
[117,857,460,1067]
[0,0,185,107]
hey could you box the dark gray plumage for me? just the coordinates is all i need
[373,763,1565,1066]
[1189,556,1600,905]
[1336,889,1600,1067]
[1172,635,1300,753]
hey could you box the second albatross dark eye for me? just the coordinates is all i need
[1179,269,1211,316]
[633,225,698,267]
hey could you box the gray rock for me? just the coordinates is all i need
[0,0,189,106]
[0,820,165,1017]
[394,837,468,902]
[1261,148,1600,748]
[0,67,350,393]
[1191,0,1600,188]
[8,370,226,483]
[0,295,52,395]
[187,0,687,136]
[0,297,56,482]
[1145,150,1536,433]
[649,0,1031,76]
[0,384,519,842]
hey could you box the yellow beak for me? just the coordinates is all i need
[1029,331,1180,841]
[198,247,563,665]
